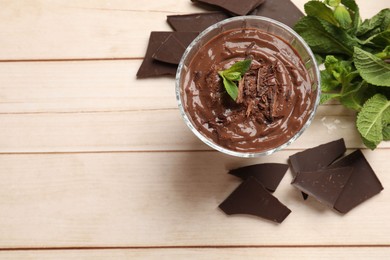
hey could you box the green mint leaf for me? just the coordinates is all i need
[354,47,390,87]
[223,59,252,75]
[320,92,341,104]
[224,72,242,81]
[357,8,390,37]
[375,46,390,59]
[334,5,352,29]
[304,1,339,26]
[361,136,378,150]
[339,80,368,111]
[383,124,390,140]
[326,0,341,7]
[218,60,252,101]
[294,16,355,56]
[341,0,361,33]
[221,75,238,101]
[357,94,390,149]
[361,30,390,49]
[321,70,340,92]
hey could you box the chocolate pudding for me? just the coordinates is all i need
[181,26,316,153]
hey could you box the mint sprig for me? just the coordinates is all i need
[295,0,390,149]
[218,59,252,101]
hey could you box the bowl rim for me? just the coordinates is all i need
[175,16,321,158]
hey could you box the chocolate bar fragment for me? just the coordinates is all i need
[330,150,384,214]
[192,0,265,16]
[219,177,291,223]
[289,138,346,199]
[291,167,353,208]
[152,32,199,65]
[136,32,178,78]
[289,139,347,176]
[229,163,288,192]
[167,12,230,32]
[250,0,304,28]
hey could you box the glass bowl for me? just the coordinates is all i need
[175,16,320,157]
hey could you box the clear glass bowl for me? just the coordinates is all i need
[175,16,321,158]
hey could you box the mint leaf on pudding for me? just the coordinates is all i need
[218,59,252,101]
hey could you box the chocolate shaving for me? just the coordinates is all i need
[236,77,245,104]
[229,163,289,192]
[219,177,291,223]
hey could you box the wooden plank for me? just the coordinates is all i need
[0,60,355,114]
[0,150,387,247]
[0,60,177,113]
[0,109,376,153]
[0,248,390,259]
[0,0,386,60]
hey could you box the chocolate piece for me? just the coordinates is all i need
[291,167,353,208]
[250,0,304,28]
[289,138,346,199]
[330,150,384,214]
[192,0,265,16]
[152,32,199,65]
[229,163,288,192]
[136,32,178,78]
[167,12,230,32]
[289,138,346,176]
[219,177,291,223]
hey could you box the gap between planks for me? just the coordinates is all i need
[0,244,390,252]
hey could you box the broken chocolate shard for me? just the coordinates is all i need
[289,138,346,176]
[219,177,291,223]
[229,163,288,192]
[250,0,304,28]
[152,32,199,65]
[291,167,353,208]
[289,138,346,200]
[136,32,178,78]
[192,0,265,16]
[330,150,384,214]
[167,12,230,32]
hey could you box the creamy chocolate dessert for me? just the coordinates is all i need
[181,27,316,153]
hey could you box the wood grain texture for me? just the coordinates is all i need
[1,248,390,259]
[0,150,387,247]
[0,0,389,255]
[0,110,379,153]
[0,0,386,60]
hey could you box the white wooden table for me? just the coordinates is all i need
[0,0,389,258]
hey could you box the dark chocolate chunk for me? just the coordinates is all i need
[219,177,291,223]
[289,138,346,200]
[229,163,288,192]
[192,0,265,16]
[330,150,384,214]
[291,167,353,208]
[167,12,230,32]
[136,32,178,78]
[289,138,346,176]
[250,0,304,28]
[152,32,199,65]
